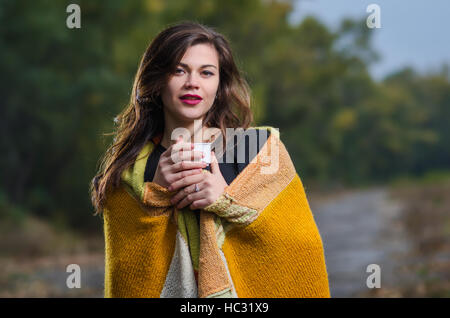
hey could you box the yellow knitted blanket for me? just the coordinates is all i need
[103,126,330,298]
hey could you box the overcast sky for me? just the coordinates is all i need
[288,0,450,80]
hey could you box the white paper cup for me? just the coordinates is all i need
[193,143,211,164]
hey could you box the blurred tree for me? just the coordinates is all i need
[1,0,449,232]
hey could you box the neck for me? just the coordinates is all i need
[160,117,212,149]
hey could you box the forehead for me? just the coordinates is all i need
[179,43,219,67]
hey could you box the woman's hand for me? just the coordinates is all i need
[152,136,208,190]
[169,151,228,210]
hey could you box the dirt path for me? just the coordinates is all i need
[0,253,104,297]
[310,186,411,297]
[1,186,416,298]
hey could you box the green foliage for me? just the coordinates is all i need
[0,190,27,225]
[1,0,449,232]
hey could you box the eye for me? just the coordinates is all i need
[174,68,214,76]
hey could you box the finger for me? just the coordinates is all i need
[177,191,204,209]
[170,185,188,206]
[170,173,202,204]
[176,195,193,210]
[171,167,204,183]
[210,151,220,174]
[168,171,205,192]
[157,154,203,177]
[178,150,205,163]
[169,172,205,192]
[169,146,202,163]
[189,198,211,210]
[170,149,204,164]
[176,187,205,209]
[163,140,193,158]
[171,160,208,173]
[171,140,193,153]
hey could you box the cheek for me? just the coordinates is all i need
[167,75,181,90]
[207,82,220,99]
[161,81,180,102]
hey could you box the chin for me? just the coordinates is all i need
[180,105,209,115]
[176,110,207,122]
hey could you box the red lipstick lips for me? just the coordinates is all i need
[180,94,203,105]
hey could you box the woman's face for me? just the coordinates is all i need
[161,43,220,125]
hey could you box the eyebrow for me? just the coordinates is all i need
[178,62,217,70]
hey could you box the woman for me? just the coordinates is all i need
[91,21,330,298]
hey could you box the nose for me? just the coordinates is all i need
[184,73,200,89]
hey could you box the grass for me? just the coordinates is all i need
[390,169,450,187]
[0,212,104,297]
[385,172,450,297]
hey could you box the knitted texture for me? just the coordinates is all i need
[103,126,330,298]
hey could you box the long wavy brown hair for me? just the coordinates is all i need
[90,21,254,215]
